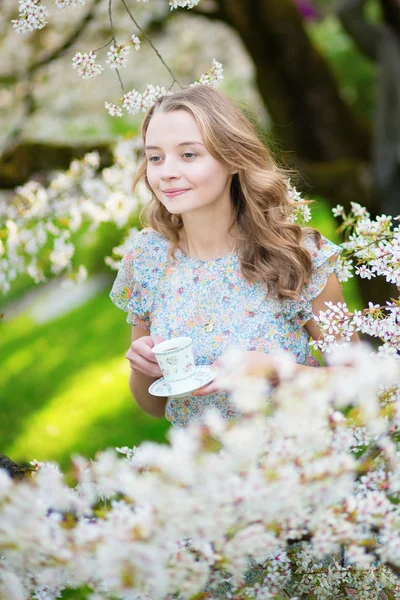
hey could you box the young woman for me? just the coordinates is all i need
[110,85,355,427]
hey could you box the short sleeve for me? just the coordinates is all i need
[109,233,154,330]
[282,234,342,327]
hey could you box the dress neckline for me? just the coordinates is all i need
[175,245,238,265]
[147,228,238,265]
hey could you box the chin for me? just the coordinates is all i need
[165,208,184,216]
[162,202,195,215]
[161,196,206,215]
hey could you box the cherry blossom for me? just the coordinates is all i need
[169,0,200,9]
[191,58,224,86]
[4,2,400,592]
[104,102,123,117]
[55,0,86,8]
[11,0,48,33]
[312,203,400,357]
[106,45,131,69]
[0,345,399,598]
[0,141,144,292]
[72,51,104,79]
[131,34,141,51]
[287,181,312,223]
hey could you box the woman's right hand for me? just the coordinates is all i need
[125,335,165,378]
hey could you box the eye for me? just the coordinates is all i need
[182,152,197,159]
[148,156,162,163]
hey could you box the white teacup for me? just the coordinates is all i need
[152,337,196,384]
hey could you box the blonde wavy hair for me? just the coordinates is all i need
[133,85,321,299]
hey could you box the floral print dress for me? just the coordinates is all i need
[110,228,341,427]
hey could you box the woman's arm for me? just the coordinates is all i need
[304,272,360,353]
[127,326,168,418]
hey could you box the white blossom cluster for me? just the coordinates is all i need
[131,34,141,51]
[0,345,400,599]
[0,140,148,294]
[12,0,199,34]
[72,30,141,77]
[311,203,400,357]
[286,180,312,223]
[55,0,86,8]
[122,83,168,115]
[72,50,104,79]
[169,0,200,9]
[190,58,224,87]
[0,140,317,296]
[103,58,223,118]
[11,0,222,118]
[11,0,48,34]
[106,45,131,69]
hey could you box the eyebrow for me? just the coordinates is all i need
[144,141,205,150]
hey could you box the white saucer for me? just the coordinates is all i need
[148,366,218,398]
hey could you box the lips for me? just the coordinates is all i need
[163,189,190,197]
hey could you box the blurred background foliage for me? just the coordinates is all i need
[0,200,360,470]
[307,14,375,121]
[0,0,394,468]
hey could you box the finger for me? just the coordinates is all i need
[127,356,163,378]
[141,345,160,363]
[126,345,161,372]
[131,342,159,364]
[192,382,219,397]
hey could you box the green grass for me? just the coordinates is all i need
[309,196,361,312]
[0,200,361,470]
[0,290,169,470]
[0,202,362,598]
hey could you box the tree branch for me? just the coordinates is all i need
[0,0,103,87]
[3,0,104,86]
[287,529,400,579]
[33,0,104,70]
[108,0,125,93]
[119,0,182,88]
[0,453,33,479]
[0,0,102,159]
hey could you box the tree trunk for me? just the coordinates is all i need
[2,1,376,209]
[198,0,376,210]
[198,0,396,305]
[0,453,33,479]
[216,0,371,160]
[0,142,113,188]
[381,0,400,35]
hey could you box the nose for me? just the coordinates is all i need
[160,157,181,181]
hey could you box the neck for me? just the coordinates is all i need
[180,207,238,261]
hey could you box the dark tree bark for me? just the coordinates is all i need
[0,453,33,479]
[218,0,370,162]
[1,0,396,218]
[0,142,113,188]
[0,0,379,210]
[0,0,104,162]
[194,0,398,305]
[193,0,375,209]
[381,0,400,34]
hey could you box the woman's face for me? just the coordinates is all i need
[144,110,233,216]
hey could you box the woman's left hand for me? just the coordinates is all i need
[192,351,279,397]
